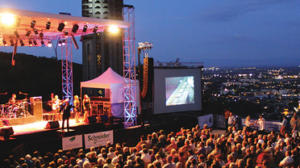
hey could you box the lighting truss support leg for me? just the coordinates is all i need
[61,39,73,104]
[123,6,136,128]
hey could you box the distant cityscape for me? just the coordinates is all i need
[202,66,300,121]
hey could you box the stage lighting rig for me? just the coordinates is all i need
[58,23,65,32]
[72,24,79,33]
[58,40,62,47]
[64,30,69,37]
[25,30,31,37]
[3,40,7,46]
[39,32,43,40]
[33,28,38,35]
[29,40,33,47]
[83,24,87,33]
[30,20,36,28]
[10,39,14,46]
[41,40,45,47]
[47,40,52,47]
[20,39,25,46]
[62,39,66,46]
[46,21,51,30]
[14,30,20,38]
[93,26,98,33]
[33,40,37,47]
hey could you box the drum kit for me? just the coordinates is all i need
[0,100,31,118]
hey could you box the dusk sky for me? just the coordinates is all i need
[0,0,300,67]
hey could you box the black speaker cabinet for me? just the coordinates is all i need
[87,116,97,123]
[0,127,14,140]
[46,121,60,129]
[30,96,43,121]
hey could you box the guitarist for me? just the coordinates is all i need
[52,95,62,121]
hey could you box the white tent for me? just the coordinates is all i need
[80,67,140,117]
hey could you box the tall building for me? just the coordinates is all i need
[82,0,124,83]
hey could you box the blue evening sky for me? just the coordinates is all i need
[0,0,299,67]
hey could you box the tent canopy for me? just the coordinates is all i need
[81,67,125,89]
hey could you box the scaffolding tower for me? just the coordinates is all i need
[61,38,73,104]
[123,5,136,128]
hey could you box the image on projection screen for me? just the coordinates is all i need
[165,76,194,106]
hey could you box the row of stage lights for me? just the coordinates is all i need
[2,38,52,47]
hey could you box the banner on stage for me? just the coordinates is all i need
[84,130,113,149]
[216,115,226,129]
[62,135,83,151]
[198,114,213,129]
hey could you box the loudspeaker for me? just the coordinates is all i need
[86,116,97,123]
[0,127,14,140]
[30,97,43,121]
[100,115,108,122]
[46,121,60,129]
[142,57,154,100]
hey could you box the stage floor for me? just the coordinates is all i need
[4,118,85,135]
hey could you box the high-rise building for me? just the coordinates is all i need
[82,0,124,82]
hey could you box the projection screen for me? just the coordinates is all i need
[153,68,202,114]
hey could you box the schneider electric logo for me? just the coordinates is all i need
[69,137,76,142]
[88,133,110,144]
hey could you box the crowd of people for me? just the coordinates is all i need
[2,121,300,168]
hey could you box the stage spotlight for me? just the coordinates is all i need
[72,24,79,33]
[20,39,25,46]
[62,39,66,46]
[108,25,119,33]
[33,28,39,35]
[64,30,68,37]
[29,40,33,47]
[82,24,88,33]
[58,40,62,47]
[39,32,43,40]
[93,26,98,33]
[3,40,7,46]
[57,23,65,32]
[48,40,52,47]
[41,40,45,47]
[71,34,79,50]
[30,20,36,28]
[25,30,31,37]
[16,18,21,27]
[46,21,51,30]
[14,30,20,38]
[10,39,14,46]
[33,40,37,47]
[1,13,15,26]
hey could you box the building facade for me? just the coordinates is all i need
[82,0,124,83]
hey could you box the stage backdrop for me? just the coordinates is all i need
[62,135,83,151]
[198,114,213,129]
[84,130,114,149]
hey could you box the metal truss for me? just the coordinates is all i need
[154,62,204,68]
[61,38,73,104]
[123,5,136,128]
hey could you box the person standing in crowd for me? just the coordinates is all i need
[280,116,288,136]
[83,94,91,122]
[73,95,80,123]
[245,116,252,132]
[292,116,299,138]
[228,112,236,128]
[224,109,230,130]
[254,115,265,134]
[290,113,298,131]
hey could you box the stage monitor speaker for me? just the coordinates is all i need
[46,121,59,129]
[100,115,108,122]
[0,127,14,140]
[86,116,97,123]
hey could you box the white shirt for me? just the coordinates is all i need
[245,120,251,127]
[279,156,293,167]
[258,118,265,130]
[228,116,236,125]
[258,139,264,144]
[141,153,151,164]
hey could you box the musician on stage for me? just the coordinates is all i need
[73,95,80,123]
[8,94,17,105]
[60,98,73,132]
[83,94,91,122]
[52,95,62,121]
